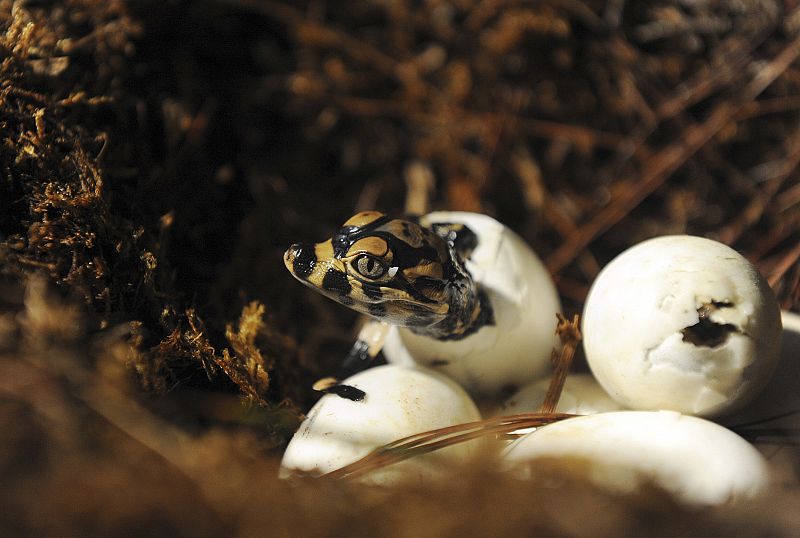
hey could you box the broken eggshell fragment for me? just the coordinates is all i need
[582,235,782,417]
[502,410,771,506]
[383,211,562,397]
[280,364,482,485]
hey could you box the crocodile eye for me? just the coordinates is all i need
[355,255,387,279]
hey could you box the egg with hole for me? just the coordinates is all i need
[383,212,562,397]
[502,410,771,506]
[582,235,782,417]
[280,364,482,485]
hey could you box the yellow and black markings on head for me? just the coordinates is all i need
[284,211,458,327]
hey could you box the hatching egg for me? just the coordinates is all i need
[383,212,562,397]
[582,235,782,417]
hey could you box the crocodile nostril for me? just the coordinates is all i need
[285,243,316,279]
[284,243,299,262]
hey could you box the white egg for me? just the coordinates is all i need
[582,235,782,417]
[722,310,800,436]
[500,373,624,416]
[502,410,771,506]
[382,211,562,396]
[280,364,482,485]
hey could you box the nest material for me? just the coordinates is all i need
[1,0,799,534]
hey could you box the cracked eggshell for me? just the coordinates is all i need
[500,373,624,416]
[582,235,782,417]
[383,212,561,397]
[502,411,771,506]
[280,364,482,485]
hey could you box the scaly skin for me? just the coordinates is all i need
[284,211,493,340]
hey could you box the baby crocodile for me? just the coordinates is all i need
[284,211,493,342]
